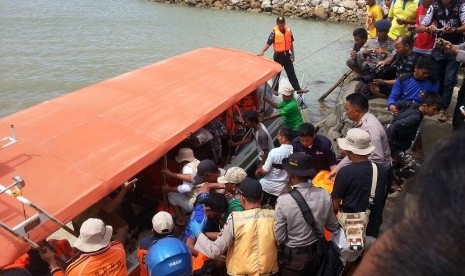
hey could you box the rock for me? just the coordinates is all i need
[332,0,341,5]
[230,0,240,4]
[321,0,330,9]
[283,2,294,10]
[356,0,366,8]
[340,13,348,21]
[332,6,339,13]
[340,0,357,9]
[185,0,197,6]
[250,1,261,9]
[328,16,339,22]
[337,6,345,13]
[214,0,224,7]
[310,0,320,6]
[261,0,272,8]
[250,7,261,12]
[347,9,354,15]
[314,6,328,19]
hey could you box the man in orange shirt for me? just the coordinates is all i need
[258,16,308,95]
[40,218,127,276]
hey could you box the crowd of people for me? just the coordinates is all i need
[2,8,465,276]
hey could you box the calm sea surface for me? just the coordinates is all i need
[0,0,355,120]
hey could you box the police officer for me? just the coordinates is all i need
[258,16,308,95]
[274,153,339,276]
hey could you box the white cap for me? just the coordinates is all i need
[152,211,174,234]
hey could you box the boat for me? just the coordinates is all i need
[0,47,282,269]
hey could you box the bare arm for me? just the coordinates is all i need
[259,44,271,56]
[265,97,279,109]
[99,181,134,213]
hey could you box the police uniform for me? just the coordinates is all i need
[275,184,338,275]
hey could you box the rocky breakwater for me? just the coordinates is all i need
[150,0,367,24]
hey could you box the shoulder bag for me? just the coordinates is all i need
[290,189,344,276]
[337,162,378,251]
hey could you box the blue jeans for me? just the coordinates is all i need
[432,49,460,111]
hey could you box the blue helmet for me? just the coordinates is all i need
[146,237,192,276]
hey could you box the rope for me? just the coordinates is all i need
[295,32,351,64]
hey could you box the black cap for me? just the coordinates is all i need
[238,177,263,201]
[374,19,391,32]
[193,159,218,184]
[282,152,316,178]
[277,16,285,24]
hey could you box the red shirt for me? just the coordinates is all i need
[414,4,435,53]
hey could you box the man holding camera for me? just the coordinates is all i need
[370,35,416,98]
[355,19,395,96]
[418,0,465,122]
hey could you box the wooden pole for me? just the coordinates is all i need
[318,69,352,101]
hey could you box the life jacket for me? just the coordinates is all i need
[225,104,243,135]
[226,209,278,275]
[239,92,259,112]
[273,25,293,52]
[137,236,159,276]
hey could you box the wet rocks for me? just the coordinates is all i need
[149,0,366,24]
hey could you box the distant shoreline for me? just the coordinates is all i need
[149,0,366,24]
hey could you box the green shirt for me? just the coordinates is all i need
[278,98,303,131]
[223,198,244,224]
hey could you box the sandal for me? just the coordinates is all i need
[438,110,449,122]
[295,88,309,94]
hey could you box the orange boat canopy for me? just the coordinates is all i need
[0,47,281,267]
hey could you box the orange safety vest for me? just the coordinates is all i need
[239,92,259,112]
[225,104,244,135]
[273,25,293,53]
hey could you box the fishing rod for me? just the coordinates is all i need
[295,32,351,64]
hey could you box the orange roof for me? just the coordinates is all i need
[0,47,281,266]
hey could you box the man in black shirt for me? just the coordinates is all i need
[332,128,389,265]
[292,123,337,174]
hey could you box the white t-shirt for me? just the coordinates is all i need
[259,144,293,196]
[177,161,199,193]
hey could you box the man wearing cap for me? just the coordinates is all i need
[356,19,396,97]
[256,126,294,208]
[230,111,274,168]
[275,152,339,276]
[195,178,279,276]
[216,167,247,221]
[332,128,389,269]
[358,19,395,72]
[258,16,308,95]
[40,218,126,276]
[263,87,303,131]
[137,211,174,276]
[292,123,337,174]
[162,148,199,226]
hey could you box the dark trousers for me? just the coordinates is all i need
[280,244,321,276]
[432,50,460,110]
[273,51,301,91]
[262,191,278,209]
[453,80,465,131]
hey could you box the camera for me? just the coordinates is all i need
[361,64,396,84]
[433,29,444,38]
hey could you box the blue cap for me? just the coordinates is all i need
[374,19,391,32]
[146,237,192,276]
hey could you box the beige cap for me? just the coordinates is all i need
[337,128,375,156]
[74,218,113,253]
[282,87,294,96]
[175,148,196,163]
[217,167,247,184]
[152,211,174,234]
